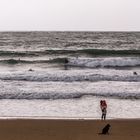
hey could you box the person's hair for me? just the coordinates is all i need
[100,100,103,105]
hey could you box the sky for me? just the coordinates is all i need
[0,0,139,31]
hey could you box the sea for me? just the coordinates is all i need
[0,31,140,119]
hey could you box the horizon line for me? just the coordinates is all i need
[0,30,140,32]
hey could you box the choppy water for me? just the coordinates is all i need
[0,32,140,118]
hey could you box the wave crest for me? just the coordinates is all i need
[0,70,140,82]
[68,57,140,68]
[0,81,139,99]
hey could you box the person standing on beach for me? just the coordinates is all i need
[100,100,107,120]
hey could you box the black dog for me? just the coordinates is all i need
[99,124,111,135]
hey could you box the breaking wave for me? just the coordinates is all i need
[0,58,65,64]
[68,57,140,68]
[0,81,139,100]
[1,57,140,68]
[0,92,139,100]
[0,69,140,82]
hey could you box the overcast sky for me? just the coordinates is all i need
[0,0,139,31]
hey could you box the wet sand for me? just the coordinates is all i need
[0,119,139,140]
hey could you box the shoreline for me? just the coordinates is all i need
[0,116,140,120]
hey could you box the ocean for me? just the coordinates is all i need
[0,31,139,119]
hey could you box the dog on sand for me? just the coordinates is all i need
[99,124,111,135]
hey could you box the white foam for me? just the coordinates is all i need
[0,80,140,99]
[69,57,140,67]
[0,69,140,82]
[0,97,139,118]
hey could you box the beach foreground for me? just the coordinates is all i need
[0,119,139,140]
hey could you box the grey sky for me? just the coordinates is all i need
[0,0,139,31]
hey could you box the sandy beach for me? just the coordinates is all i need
[0,119,139,140]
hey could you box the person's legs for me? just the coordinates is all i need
[101,113,104,120]
[103,114,106,120]
[101,109,104,120]
[102,108,106,120]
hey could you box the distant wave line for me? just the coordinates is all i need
[1,56,140,68]
[0,73,140,82]
[0,58,66,64]
[0,49,140,57]
[0,93,139,100]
